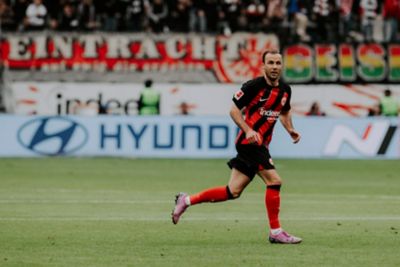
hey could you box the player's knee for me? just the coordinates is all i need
[269,177,282,185]
[226,185,241,199]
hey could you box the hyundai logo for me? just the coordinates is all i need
[17,117,88,156]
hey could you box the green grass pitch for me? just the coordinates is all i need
[0,158,399,267]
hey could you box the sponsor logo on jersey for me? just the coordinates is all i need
[259,107,280,118]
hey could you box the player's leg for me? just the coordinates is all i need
[258,169,302,244]
[258,168,283,231]
[190,168,251,204]
[171,168,251,224]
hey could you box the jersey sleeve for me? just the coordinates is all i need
[232,80,257,109]
[282,85,292,112]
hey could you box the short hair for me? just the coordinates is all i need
[384,89,392,97]
[144,79,153,88]
[262,49,281,63]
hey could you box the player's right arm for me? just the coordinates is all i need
[231,81,262,144]
[231,80,262,144]
[230,104,261,144]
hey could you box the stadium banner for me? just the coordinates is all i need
[1,33,400,83]
[0,115,398,159]
[7,82,400,117]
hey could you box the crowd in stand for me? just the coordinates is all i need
[0,0,399,43]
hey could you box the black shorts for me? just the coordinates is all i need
[227,144,275,180]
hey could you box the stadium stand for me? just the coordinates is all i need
[0,0,397,44]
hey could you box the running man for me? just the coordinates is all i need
[172,50,302,244]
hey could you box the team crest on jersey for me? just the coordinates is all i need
[281,96,287,106]
[234,90,244,100]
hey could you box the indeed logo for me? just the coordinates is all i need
[17,117,88,156]
[55,93,138,115]
[259,108,280,118]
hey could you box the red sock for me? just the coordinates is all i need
[265,185,281,229]
[190,186,230,205]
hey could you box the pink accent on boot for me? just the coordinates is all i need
[171,192,188,224]
[269,230,302,244]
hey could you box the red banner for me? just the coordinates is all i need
[0,33,278,83]
[1,33,399,83]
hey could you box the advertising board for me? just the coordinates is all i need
[1,116,398,159]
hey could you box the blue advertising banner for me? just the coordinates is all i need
[0,115,398,159]
[0,115,238,158]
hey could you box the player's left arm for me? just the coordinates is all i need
[279,110,301,144]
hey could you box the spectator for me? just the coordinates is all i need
[0,0,15,31]
[169,0,190,32]
[188,0,206,33]
[77,0,99,31]
[137,79,161,115]
[125,0,148,32]
[100,0,121,32]
[178,101,192,115]
[266,0,287,41]
[360,0,378,42]
[43,0,60,25]
[245,0,267,33]
[379,89,399,116]
[200,0,221,33]
[25,0,47,31]
[338,0,354,41]
[147,0,169,33]
[306,101,326,116]
[56,3,79,31]
[312,0,338,42]
[382,0,400,42]
[287,0,311,42]
[68,0,82,8]
[13,0,29,31]
[219,0,242,35]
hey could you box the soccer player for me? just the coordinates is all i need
[172,50,302,244]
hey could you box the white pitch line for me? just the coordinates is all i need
[0,216,399,222]
[0,200,169,204]
[0,197,399,204]
[285,194,400,200]
[1,190,400,201]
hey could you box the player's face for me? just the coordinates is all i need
[263,53,282,82]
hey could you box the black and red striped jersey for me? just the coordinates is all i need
[232,76,291,147]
